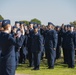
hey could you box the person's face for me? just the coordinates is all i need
[13,28,17,33]
[64,27,67,31]
[38,25,41,29]
[20,24,24,29]
[15,23,20,28]
[56,28,60,31]
[74,27,76,31]
[24,26,27,30]
[34,28,38,33]
[70,27,74,32]
[48,25,52,30]
[67,27,70,31]
[29,24,33,29]
[45,26,48,30]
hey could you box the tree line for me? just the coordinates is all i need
[0,15,76,26]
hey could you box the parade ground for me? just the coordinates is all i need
[16,56,76,75]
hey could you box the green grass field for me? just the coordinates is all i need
[16,57,76,75]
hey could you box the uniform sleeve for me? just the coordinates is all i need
[9,35,25,47]
[73,32,76,48]
[38,35,43,51]
[52,30,58,48]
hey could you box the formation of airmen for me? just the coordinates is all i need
[0,19,76,75]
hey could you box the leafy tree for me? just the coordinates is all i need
[70,20,76,27]
[0,15,4,20]
[30,18,41,25]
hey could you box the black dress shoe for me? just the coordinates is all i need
[35,68,39,70]
[28,65,33,67]
[48,67,54,69]
[32,68,39,70]
[68,66,75,68]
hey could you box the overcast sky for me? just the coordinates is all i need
[0,0,76,25]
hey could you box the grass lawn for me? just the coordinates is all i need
[16,57,76,75]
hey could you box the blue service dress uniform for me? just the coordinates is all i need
[65,31,76,68]
[62,30,68,64]
[0,32,25,75]
[45,29,57,69]
[27,29,34,67]
[31,32,43,70]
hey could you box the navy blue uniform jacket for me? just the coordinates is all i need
[0,32,25,75]
[31,33,43,53]
[45,30,58,50]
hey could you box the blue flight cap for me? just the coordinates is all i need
[33,26,38,29]
[15,21,20,24]
[29,22,34,25]
[48,22,55,26]
[20,22,24,25]
[67,24,71,28]
[56,26,60,28]
[2,19,10,27]
[34,22,38,25]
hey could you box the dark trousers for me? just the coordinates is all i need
[63,47,68,64]
[47,49,56,68]
[19,47,27,64]
[56,45,61,59]
[28,51,33,66]
[15,52,20,68]
[67,48,75,67]
[32,52,41,69]
[19,48,23,63]
[41,46,45,60]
